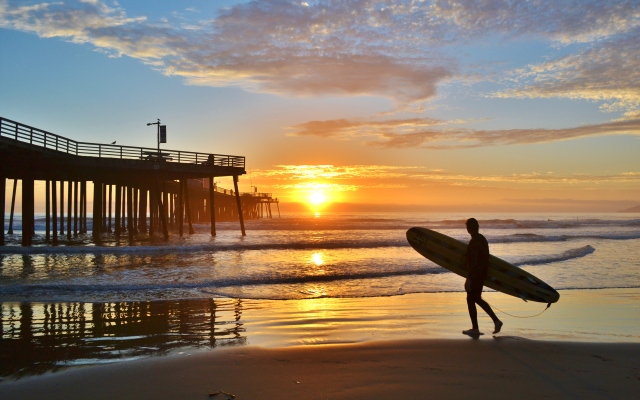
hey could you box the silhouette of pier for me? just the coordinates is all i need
[0,117,280,246]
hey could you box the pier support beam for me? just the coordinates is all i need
[60,180,64,235]
[170,193,175,227]
[155,180,169,240]
[133,188,139,234]
[107,184,112,233]
[74,181,79,236]
[45,180,50,241]
[92,180,102,240]
[8,179,17,234]
[120,186,126,232]
[149,185,155,236]
[178,180,184,237]
[82,181,87,234]
[114,184,121,236]
[67,180,72,240]
[0,175,5,245]
[21,177,34,246]
[52,180,58,245]
[184,180,194,235]
[163,190,169,230]
[209,176,216,237]
[79,181,85,234]
[127,186,134,243]
[139,188,147,234]
[233,175,246,236]
[101,183,107,233]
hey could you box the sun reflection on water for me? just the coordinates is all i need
[311,252,324,267]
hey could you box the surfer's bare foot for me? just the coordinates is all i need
[462,328,482,335]
[493,320,503,334]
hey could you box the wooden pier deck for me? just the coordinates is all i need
[0,116,278,246]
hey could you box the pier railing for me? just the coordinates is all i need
[0,117,245,168]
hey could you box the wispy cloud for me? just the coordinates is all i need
[496,29,640,116]
[429,0,640,44]
[289,117,451,139]
[413,171,640,186]
[288,115,640,148]
[1,0,638,108]
[252,164,421,180]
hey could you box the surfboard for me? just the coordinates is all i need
[407,227,560,304]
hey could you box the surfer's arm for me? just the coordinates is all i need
[465,241,482,278]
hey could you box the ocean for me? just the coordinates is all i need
[1,212,640,376]
[1,212,639,302]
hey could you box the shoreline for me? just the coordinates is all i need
[2,288,640,381]
[2,338,639,399]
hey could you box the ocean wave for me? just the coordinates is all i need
[426,218,640,230]
[2,230,638,255]
[490,232,640,243]
[0,267,443,295]
[512,245,595,267]
[10,215,640,232]
[0,239,407,254]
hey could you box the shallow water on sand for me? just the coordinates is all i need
[2,289,640,378]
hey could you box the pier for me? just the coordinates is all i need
[0,117,279,246]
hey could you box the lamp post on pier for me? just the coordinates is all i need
[146,119,166,152]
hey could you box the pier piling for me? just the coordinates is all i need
[0,176,5,245]
[52,180,58,245]
[21,177,34,246]
[114,184,122,236]
[8,178,17,234]
[233,175,246,236]
[46,180,51,241]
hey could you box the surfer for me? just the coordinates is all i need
[462,218,503,336]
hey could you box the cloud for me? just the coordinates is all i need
[413,171,640,186]
[268,182,360,192]
[252,164,420,180]
[289,117,449,138]
[429,0,640,43]
[496,30,640,115]
[287,115,640,148]
[501,198,637,206]
[2,0,639,108]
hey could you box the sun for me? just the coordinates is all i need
[309,191,327,205]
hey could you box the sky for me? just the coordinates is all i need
[1,0,639,212]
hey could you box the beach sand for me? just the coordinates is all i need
[1,339,639,399]
[2,289,640,399]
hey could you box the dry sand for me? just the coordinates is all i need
[1,338,639,399]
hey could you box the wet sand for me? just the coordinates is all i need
[1,289,640,399]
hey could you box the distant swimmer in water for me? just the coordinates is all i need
[462,218,503,336]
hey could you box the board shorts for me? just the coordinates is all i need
[466,278,485,301]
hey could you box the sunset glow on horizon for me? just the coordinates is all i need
[1,0,639,213]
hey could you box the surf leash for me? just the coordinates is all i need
[492,302,552,318]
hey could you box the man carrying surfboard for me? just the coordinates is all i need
[463,218,503,336]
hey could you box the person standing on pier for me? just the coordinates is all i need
[462,218,503,336]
